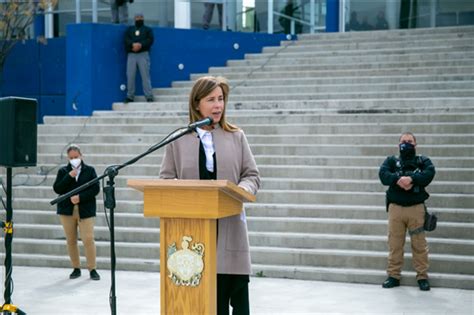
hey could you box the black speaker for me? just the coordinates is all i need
[0,97,38,167]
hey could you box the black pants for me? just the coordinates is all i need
[217,274,250,315]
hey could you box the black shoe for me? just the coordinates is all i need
[124,97,134,103]
[90,269,101,281]
[382,276,400,288]
[418,279,430,291]
[146,97,154,102]
[69,268,81,279]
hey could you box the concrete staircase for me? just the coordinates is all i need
[2,26,474,289]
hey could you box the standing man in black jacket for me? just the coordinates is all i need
[379,132,435,291]
[53,144,101,280]
[124,13,154,103]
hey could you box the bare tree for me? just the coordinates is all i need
[0,0,58,78]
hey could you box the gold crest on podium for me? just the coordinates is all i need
[167,236,205,287]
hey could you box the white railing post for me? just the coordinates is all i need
[222,0,227,31]
[267,0,273,34]
[92,0,98,23]
[45,3,54,38]
[174,0,191,29]
[339,0,346,32]
[310,0,315,33]
[75,0,81,23]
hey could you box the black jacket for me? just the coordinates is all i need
[124,24,154,53]
[379,155,436,207]
[53,162,100,219]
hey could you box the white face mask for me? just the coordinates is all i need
[70,158,82,169]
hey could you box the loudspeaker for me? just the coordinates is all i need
[0,97,38,167]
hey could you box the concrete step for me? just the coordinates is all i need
[25,153,474,169]
[191,66,474,81]
[250,247,474,274]
[36,133,474,146]
[31,143,474,159]
[10,162,474,184]
[249,44,474,60]
[247,217,474,240]
[248,232,474,255]
[42,112,474,125]
[246,203,474,223]
[225,52,474,67]
[173,74,474,89]
[13,209,159,228]
[8,232,473,262]
[8,238,160,260]
[6,252,473,289]
[156,81,474,96]
[8,168,473,194]
[1,253,159,272]
[256,190,473,209]
[11,178,474,205]
[252,264,474,289]
[113,97,474,112]
[151,90,474,102]
[13,223,159,243]
[262,37,474,53]
[37,122,474,137]
[297,25,474,41]
[14,195,474,227]
[208,59,474,74]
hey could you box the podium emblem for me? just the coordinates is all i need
[167,236,205,287]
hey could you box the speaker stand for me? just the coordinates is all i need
[1,167,26,315]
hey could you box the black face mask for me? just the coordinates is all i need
[135,20,144,28]
[399,142,416,160]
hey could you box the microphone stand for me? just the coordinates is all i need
[51,123,201,315]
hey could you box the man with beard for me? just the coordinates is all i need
[379,132,436,291]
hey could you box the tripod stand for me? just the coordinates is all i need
[0,167,26,315]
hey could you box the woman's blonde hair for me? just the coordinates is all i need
[188,76,239,132]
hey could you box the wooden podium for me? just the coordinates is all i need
[128,179,256,315]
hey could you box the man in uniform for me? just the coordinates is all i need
[124,13,154,103]
[379,132,436,291]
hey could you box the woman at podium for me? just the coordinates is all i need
[160,76,261,314]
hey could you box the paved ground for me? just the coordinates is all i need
[6,266,473,314]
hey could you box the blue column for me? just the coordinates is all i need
[34,13,45,38]
[326,0,340,32]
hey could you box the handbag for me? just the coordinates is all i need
[409,205,437,235]
[424,209,437,232]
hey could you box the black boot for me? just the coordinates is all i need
[69,268,81,279]
[382,276,400,288]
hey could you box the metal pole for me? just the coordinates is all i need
[267,0,273,34]
[430,0,436,27]
[45,3,54,38]
[75,0,81,23]
[290,20,295,35]
[339,0,345,33]
[222,0,227,31]
[310,0,315,33]
[92,0,98,23]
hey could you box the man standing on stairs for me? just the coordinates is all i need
[124,13,154,103]
[379,132,436,291]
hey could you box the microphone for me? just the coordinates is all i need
[188,116,213,130]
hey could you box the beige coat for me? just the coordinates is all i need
[159,125,261,274]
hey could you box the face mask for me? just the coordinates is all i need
[70,158,81,168]
[135,20,144,28]
[399,142,416,160]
